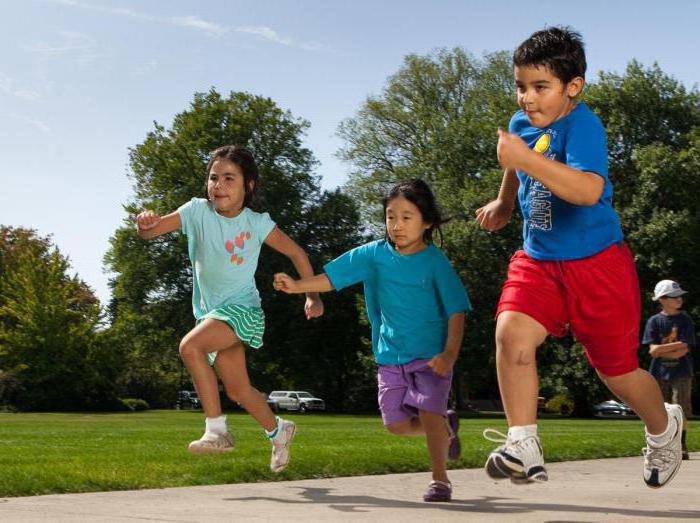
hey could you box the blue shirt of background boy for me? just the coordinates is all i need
[642,311,696,380]
[324,240,472,365]
[178,197,276,318]
[510,103,623,260]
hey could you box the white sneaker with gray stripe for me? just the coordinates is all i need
[483,428,548,484]
[643,403,683,488]
[270,418,296,473]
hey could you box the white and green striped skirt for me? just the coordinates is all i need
[199,304,265,365]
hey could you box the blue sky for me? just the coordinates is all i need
[2,0,699,306]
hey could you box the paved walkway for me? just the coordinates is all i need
[1,454,699,522]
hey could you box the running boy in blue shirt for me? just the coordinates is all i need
[476,27,683,488]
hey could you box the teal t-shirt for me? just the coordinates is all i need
[178,198,276,319]
[324,240,472,365]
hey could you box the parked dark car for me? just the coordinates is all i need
[176,390,201,410]
[593,400,635,417]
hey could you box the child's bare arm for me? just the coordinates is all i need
[475,169,519,231]
[273,273,335,294]
[496,128,604,206]
[428,312,466,376]
[649,341,688,358]
[135,210,181,239]
[264,227,324,318]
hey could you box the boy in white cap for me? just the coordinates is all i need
[643,280,695,460]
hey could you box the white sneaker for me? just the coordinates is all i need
[270,418,296,473]
[188,432,234,454]
[483,428,548,483]
[643,403,683,488]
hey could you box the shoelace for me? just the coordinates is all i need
[483,428,509,445]
[642,446,676,471]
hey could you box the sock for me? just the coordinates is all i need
[682,430,687,449]
[646,413,674,446]
[508,424,538,441]
[205,415,227,436]
[266,417,281,440]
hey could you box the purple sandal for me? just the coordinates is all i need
[446,409,461,460]
[423,480,452,502]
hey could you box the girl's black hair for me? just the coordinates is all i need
[205,145,261,210]
[382,179,449,244]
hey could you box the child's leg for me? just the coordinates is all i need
[179,318,239,417]
[495,311,548,426]
[598,369,668,434]
[674,377,692,431]
[214,345,276,432]
[215,343,296,473]
[386,418,423,435]
[418,410,450,483]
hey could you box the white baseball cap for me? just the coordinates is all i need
[652,280,687,301]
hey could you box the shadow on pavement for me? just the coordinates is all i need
[225,486,700,519]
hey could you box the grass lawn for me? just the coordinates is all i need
[0,411,697,497]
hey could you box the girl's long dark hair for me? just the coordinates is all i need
[205,145,262,210]
[382,179,451,244]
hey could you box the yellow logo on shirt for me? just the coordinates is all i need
[534,133,551,154]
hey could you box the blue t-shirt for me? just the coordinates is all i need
[642,311,696,380]
[178,198,276,318]
[324,240,472,365]
[510,103,623,260]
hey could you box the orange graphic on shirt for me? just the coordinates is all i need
[224,231,252,265]
[661,326,678,344]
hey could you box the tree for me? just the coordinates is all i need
[340,50,700,411]
[339,49,519,404]
[105,89,370,409]
[0,227,114,410]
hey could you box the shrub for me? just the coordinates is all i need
[120,398,150,411]
[546,394,574,416]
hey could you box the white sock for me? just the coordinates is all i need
[205,415,227,436]
[508,424,538,441]
[646,412,674,446]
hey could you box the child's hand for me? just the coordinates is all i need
[496,128,532,171]
[475,199,514,231]
[427,351,457,376]
[273,273,298,294]
[136,210,161,231]
[304,295,324,320]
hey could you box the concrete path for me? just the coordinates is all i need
[1,454,699,522]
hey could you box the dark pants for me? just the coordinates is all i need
[656,376,692,430]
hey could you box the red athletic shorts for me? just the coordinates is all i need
[496,242,641,377]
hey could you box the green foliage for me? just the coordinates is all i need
[105,89,370,409]
[339,49,522,402]
[120,398,150,411]
[545,393,575,416]
[340,50,700,409]
[0,227,118,410]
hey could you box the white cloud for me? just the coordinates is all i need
[235,25,293,46]
[33,31,98,66]
[171,16,226,36]
[28,119,52,134]
[0,73,42,101]
[48,0,326,50]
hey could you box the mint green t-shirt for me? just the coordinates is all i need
[178,198,276,319]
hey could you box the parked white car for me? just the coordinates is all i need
[268,391,326,413]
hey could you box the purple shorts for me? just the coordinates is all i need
[377,358,453,426]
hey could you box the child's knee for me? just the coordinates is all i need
[386,421,409,435]
[179,339,203,361]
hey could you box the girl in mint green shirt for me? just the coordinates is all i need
[136,145,322,473]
